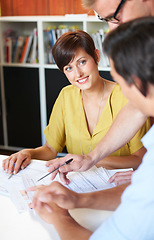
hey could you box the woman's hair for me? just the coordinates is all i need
[104,16,154,96]
[52,30,97,71]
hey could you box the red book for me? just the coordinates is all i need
[5,37,12,63]
[20,36,29,63]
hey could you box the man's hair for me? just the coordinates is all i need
[104,17,154,96]
[52,30,98,71]
[82,0,95,8]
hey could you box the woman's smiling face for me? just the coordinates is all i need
[63,48,100,91]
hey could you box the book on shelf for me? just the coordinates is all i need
[5,37,12,63]
[30,28,38,64]
[43,30,50,64]
[3,28,38,64]
[99,29,110,67]
[20,35,33,63]
[13,36,25,63]
[12,37,18,63]
[56,28,61,39]
[3,29,17,63]
[26,36,34,63]
[91,29,110,68]
[43,24,80,64]
[48,29,56,64]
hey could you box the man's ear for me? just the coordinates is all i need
[132,75,146,96]
[132,75,142,90]
[95,49,100,64]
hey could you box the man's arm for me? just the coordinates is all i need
[30,182,128,240]
[96,146,146,170]
[89,102,147,164]
[32,182,128,240]
[46,102,147,183]
[29,181,128,211]
[33,201,92,240]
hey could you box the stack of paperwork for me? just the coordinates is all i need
[0,160,119,213]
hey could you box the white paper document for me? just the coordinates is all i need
[67,167,114,193]
[0,168,10,196]
[0,160,116,213]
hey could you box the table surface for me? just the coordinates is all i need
[0,155,113,240]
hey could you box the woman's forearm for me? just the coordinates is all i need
[28,143,57,160]
[96,155,141,170]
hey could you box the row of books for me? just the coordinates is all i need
[91,29,110,68]
[4,28,38,64]
[3,27,109,67]
[44,26,109,67]
[43,25,80,64]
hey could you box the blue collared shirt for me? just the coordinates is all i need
[90,125,154,240]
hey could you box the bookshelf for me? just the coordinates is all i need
[0,15,111,152]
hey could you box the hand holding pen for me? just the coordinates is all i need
[37,158,73,182]
[45,156,76,184]
[45,153,95,184]
[2,150,32,178]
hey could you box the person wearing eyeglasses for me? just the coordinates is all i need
[90,0,153,30]
[30,17,154,240]
[97,0,127,27]
[42,0,154,186]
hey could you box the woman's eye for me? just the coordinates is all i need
[80,60,86,65]
[65,66,72,71]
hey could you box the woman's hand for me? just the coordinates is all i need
[108,170,134,186]
[2,149,32,174]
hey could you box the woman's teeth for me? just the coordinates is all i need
[78,77,88,83]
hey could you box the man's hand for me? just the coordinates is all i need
[34,200,70,225]
[29,181,80,210]
[2,150,32,174]
[46,153,94,184]
[31,189,92,240]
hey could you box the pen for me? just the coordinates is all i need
[37,158,73,182]
[8,164,16,180]
[8,173,14,179]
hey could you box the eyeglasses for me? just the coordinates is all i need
[97,0,126,24]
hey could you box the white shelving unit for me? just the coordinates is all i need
[0,16,111,151]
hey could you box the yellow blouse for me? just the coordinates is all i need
[44,84,150,156]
